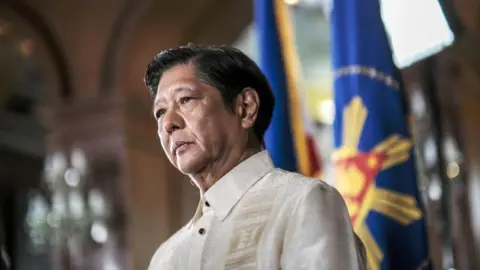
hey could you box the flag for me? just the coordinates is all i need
[255,0,322,178]
[331,0,431,269]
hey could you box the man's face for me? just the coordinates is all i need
[153,64,242,174]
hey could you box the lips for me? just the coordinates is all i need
[171,141,193,155]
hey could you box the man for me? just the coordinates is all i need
[145,44,365,269]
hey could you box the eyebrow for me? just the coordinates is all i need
[152,85,193,113]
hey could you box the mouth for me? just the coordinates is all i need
[171,141,193,155]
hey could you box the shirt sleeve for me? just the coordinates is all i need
[281,182,367,270]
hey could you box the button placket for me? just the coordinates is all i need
[188,211,214,269]
[195,212,211,236]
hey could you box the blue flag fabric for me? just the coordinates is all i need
[331,0,431,269]
[256,0,297,172]
[255,0,322,177]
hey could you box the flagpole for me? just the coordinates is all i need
[273,0,311,176]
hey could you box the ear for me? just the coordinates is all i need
[235,87,260,129]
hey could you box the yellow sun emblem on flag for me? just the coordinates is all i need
[333,96,423,270]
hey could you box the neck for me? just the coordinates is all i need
[190,146,261,193]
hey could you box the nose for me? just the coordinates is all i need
[162,108,183,134]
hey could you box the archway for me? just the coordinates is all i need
[0,5,65,270]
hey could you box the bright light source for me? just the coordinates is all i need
[381,0,454,68]
[428,176,442,201]
[64,168,81,187]
[447,162,460,179]
[284,0,300,6]
[91,222,108,244]
[317,99,335,125]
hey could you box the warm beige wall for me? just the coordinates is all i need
[11,0,251,268]
[123,146,171,269]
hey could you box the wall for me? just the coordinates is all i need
[1,0,251,269]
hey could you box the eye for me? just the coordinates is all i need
[179,97,193,104]
[155,108,166,119]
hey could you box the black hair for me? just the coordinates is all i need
[144,44,275,144]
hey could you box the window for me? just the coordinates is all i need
[381,0,455,68]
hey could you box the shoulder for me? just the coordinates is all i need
[267,168,338,197]
[266,169,346,212]
[147,225,189,270]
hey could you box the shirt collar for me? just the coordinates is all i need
[189,150,274,226]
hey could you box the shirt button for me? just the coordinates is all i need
[198,228,206,235]
[205,201,210,207]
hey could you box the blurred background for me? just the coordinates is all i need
[1,0,480,269]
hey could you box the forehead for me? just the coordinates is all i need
[156,63,197,94]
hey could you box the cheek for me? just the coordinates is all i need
[189,116,210,139]
[185,99,234,151]
[193,115,234,153]
[187,115,217,147]
[158,131,171,156]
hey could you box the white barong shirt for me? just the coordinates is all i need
[148,151,365,270]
